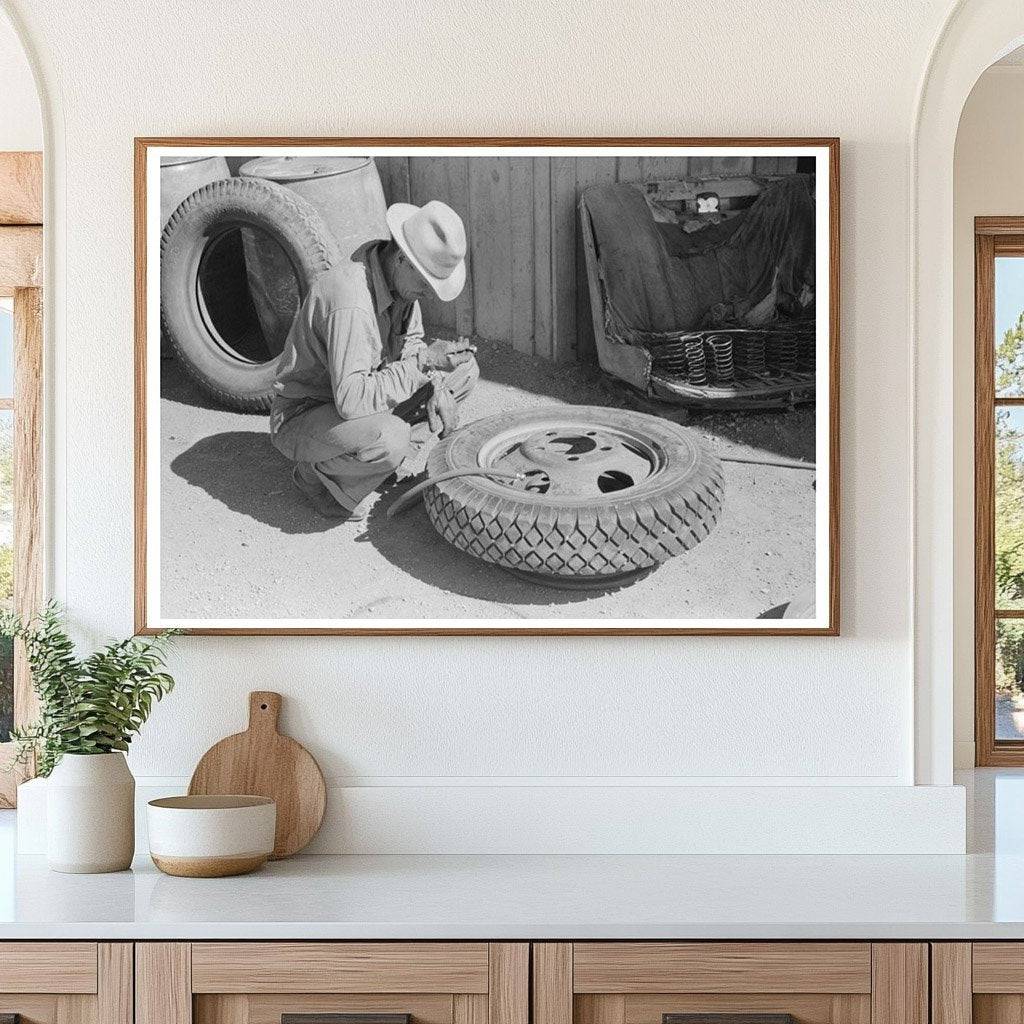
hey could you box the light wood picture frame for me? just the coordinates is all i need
[135,137,839,636]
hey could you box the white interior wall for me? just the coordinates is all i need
[952,62,1024,768]
[0,8,40,151]
[0,0,980,851]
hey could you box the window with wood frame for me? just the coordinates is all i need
[0,151,43,806]
[975,218,1024,765]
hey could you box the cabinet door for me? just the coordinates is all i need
[0,942,132,1024]
[936,943,1024,1024]
[534,944,927,1024]
[137,943,528,1024]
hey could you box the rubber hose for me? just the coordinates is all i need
[386,468,526,519]
[387,455,813,520]
[720,454,816,471]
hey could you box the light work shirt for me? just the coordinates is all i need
[272,244,430,421]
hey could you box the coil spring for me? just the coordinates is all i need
[771,333,799,374]
[708,334,735,383]
[653,342,689,374]
[741,334,767,375]
[683,336,708,385]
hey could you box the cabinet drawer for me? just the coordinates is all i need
[572,943,872,994]
[139,942,528,1024]
[0,942,98,993]
[535,944,926,1024]
[191,943,490,993]
[0,942,130,1024]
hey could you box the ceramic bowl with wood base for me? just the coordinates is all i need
[147,795,276,877]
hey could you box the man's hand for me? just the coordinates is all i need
[418,336,477,373]
[426,384,459,439]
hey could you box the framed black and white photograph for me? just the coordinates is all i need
[135,138,839,635]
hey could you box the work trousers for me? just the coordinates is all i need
[270,358,479,509]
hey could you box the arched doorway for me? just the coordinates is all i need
[914,0,1024,785]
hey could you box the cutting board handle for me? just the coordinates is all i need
[248,691,282,734]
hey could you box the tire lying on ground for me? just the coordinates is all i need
[160,176,339,413]
[424,405,724,582]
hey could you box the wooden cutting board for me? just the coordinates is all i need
[188,691,326,859]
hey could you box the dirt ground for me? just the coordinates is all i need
[159,340,817,623]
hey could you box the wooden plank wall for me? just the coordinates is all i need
[376,154,798,364]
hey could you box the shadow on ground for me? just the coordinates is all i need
[169,430,339,536]
[358,475,640,607]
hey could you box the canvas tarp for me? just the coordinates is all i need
[583,175,816,334]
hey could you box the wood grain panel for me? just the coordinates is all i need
[975,995,1024,1024]
[639,157,690,180]
[213,994,453,1024]
[55,995,95,1024]
[972,944,1024,992]
[509,156,535,354]
[490,943,528,1024]
[870,945,927,1024]
[0,285,41,805]
[194,995,249,1024]
[377,157,411,206]
[409,156,473,336]
[831,995,872,1024]
[0,943,97,993]
[577,996,625,1024]
[573,943,871,994]
[615,156,644,182]
[454,994,487,1024]
[0,152,42,225]
[469,157,512,343]
[531,158,553,360]
[14,287,42,718]
[0,225,42,294]
[622,993,836,1024]
[550,156,577,363]
[931,944,971,1024]
[192,942,489,993]
[753,156,780,174]
[976,230,999,764]
[534,944,573,1024]
[136,943,192,1024]
[0,994,60,1022]
[98,944,133,1024]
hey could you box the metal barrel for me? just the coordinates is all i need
[237,156,390,352]
[159,155,230,228]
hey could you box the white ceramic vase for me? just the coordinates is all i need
[46,752,135,873]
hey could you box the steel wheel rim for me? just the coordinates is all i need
[477,418,665,499]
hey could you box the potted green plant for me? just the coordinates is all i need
[2,603,177,873]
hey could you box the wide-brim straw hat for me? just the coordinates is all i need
[386,200,467,301]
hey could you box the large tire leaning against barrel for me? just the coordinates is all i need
[423,406,724,580]
[160,176,339,413]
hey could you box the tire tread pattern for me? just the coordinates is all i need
[160,176,339,413]
[423,407,725,578]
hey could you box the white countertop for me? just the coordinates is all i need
[1,769,1022,941]
[1,848,1023,940]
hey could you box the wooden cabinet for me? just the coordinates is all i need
[0,942,132,1024]
[931,943,1024,1024]
[136,943,528,1024]
[0,938,946,1024]
[533,944,928,1024]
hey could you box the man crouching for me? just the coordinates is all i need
[269,200,478,521]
